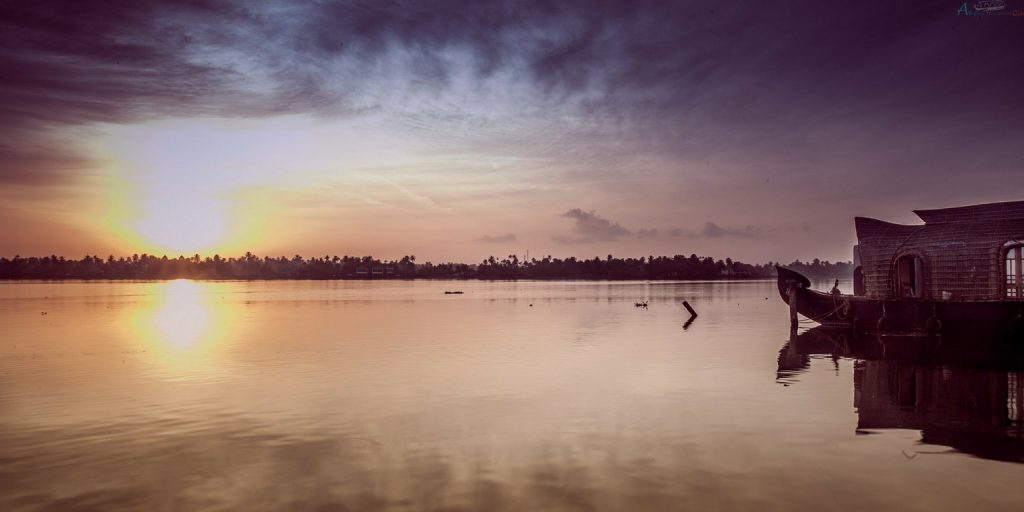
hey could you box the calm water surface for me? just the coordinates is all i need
[2,280,1023,511]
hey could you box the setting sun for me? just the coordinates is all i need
[93,118,300,255]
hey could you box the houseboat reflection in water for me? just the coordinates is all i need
[779,327,1024,463]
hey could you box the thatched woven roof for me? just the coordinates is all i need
[854,201,1024,301]
[913,200,1024,225]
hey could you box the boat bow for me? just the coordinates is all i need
[776,266,811,303]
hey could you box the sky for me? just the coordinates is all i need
[1,0,1022,264]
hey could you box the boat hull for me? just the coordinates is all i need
[776,266,1024,335]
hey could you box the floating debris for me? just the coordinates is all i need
[634,301,648,308]
[444,291,464,295]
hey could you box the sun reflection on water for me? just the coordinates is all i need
[130,279,238,376]
[153,280,210,349]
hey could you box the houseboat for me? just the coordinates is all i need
[777,200,1024,335]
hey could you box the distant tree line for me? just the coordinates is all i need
[0,253,852,281]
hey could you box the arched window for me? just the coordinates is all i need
[895,255,924,299]
[1006,242,1024,298]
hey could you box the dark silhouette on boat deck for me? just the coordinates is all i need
[778,200,1024,335]
[779,327,1024,463]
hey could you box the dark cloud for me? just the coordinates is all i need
[0,0,613,135]
[1,1,247,124]
[478,233,517,243]
[554,208,631,243]
[553,209,659,244]
[701,222,761,239]
[5,1,1022,129]
[669,223,762,239]
[635,228,658,240]
[0,144,96,186]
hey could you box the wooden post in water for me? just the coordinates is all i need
[788,284,798,328]
[681,300,698,330]
[682,301,698,318]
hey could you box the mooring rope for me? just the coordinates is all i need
[796,298,851,324]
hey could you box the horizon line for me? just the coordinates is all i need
[0,252,854,266]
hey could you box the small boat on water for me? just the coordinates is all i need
[777,200,1024,335]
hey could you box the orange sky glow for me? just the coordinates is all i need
[2,2,1021,264]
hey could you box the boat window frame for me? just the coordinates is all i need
[892,253,926,299]
[1003,240,1024,299]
